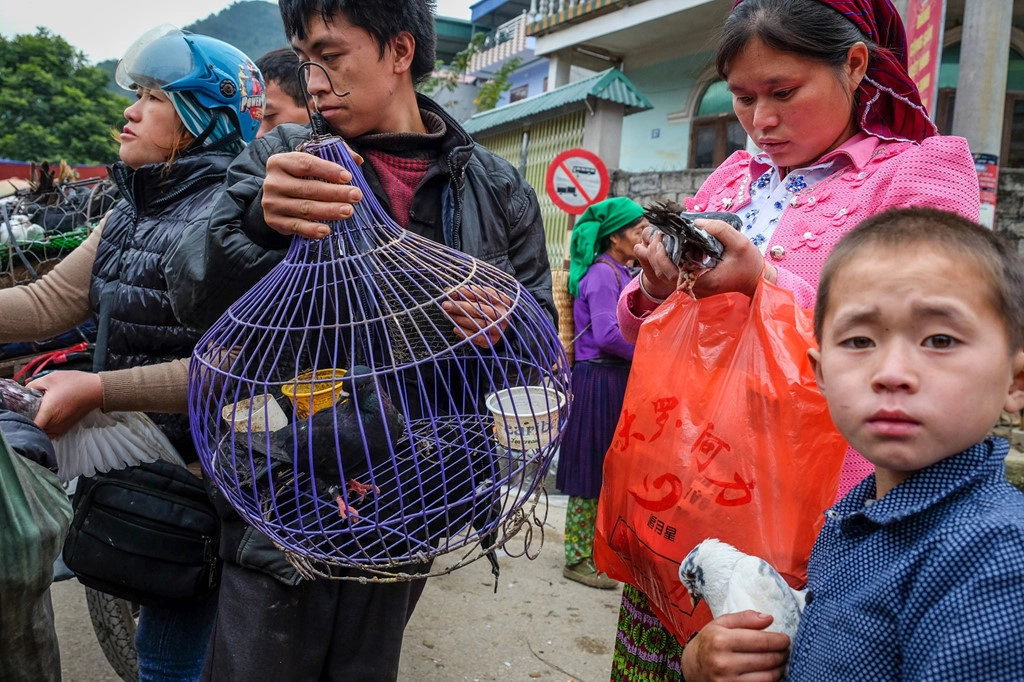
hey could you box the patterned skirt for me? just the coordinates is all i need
[564,496,599,564]
[610,584,685,682]
[555,359,631,498]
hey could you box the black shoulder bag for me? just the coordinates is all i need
[61,236,221,607]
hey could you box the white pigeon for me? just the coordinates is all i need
[679,538,806,643]
[0,377,186,482]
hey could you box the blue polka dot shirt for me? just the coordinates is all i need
[789,438,1024,681]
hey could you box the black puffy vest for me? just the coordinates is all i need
[89,152,235,456]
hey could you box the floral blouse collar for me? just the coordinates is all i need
[747,131,895,179]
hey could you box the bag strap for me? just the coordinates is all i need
[91,229,132,373]
[568,259,624,347]
[603,258,624,290]
[13,342,91,382]
[91,282,116,373]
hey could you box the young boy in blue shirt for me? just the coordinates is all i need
[683,207,1024,681]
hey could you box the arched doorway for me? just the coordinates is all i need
[689,79,746,168]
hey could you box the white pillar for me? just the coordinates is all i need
[952,0,1011,154]
[547,50,572,90]
[582,100,625,169]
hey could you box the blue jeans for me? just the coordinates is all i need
[136,595,218,682]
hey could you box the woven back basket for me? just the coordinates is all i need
[551,268,574,366]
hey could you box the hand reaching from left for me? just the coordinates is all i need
[26,370,103,439]
[442,284,513,348]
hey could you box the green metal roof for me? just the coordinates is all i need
[435,16,474,64]
[462,68,652,135]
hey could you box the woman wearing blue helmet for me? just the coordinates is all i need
[115,24,264,153]
[0,25,264,682]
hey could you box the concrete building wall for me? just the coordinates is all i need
[617,53,714,173]
[495,59,550,107]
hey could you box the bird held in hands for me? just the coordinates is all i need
[0,377,185,482]
[679,538,806,643]
[645,202,743,296]
[644,202,743,272]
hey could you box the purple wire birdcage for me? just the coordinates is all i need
[188,124,570,581]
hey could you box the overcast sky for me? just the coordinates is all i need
[0,0,475,63]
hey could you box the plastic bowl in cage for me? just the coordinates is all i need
[485,386,566,450]
[280,368,349,418]
[221,393,288,434]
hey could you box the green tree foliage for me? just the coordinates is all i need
[419,32,522,113]
[475,55,522,111]
[0,29,128,164]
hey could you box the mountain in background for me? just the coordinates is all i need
[98,1,287,94]
[185,1,288,61]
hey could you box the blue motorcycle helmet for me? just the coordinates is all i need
[115,25,265,153]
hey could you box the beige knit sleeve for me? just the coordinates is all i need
[0,219,102,342]
[0,213,191,414]
[99,357,190,414]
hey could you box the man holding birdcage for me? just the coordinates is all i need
[165,1,555,680]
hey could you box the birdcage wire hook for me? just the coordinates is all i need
[297,61,350,138]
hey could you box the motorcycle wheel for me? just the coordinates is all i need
[84,587,139,682]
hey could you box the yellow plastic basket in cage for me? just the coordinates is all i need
[281,368,348,418]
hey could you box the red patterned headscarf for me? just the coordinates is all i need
[730,0,938,142]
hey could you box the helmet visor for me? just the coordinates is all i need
[115,25,196,91]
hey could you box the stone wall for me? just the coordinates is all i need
[996,169,1024,248]
[612,167,1024,247]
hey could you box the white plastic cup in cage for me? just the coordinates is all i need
[485,386,566,450]
[221,394,288,433]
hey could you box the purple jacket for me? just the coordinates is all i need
[574,255,635,363]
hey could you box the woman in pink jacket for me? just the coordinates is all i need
[607,0,979,680]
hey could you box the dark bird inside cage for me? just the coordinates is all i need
[249,365,407,521]
[644,202,743,270]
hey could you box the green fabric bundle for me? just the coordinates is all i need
[568,197,644,296]
[0,430,72,682]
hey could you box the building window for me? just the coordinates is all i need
[509,84,529,103]
[1003,48,1024,167]
[1003,93,1024,168]
[690,80,746,168]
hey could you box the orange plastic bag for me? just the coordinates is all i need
[594,279,847,643]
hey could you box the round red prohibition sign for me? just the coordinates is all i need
[545,148,610,215]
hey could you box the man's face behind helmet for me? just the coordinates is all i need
[115,25,265,146]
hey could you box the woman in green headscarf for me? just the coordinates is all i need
[558,196,647,588]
